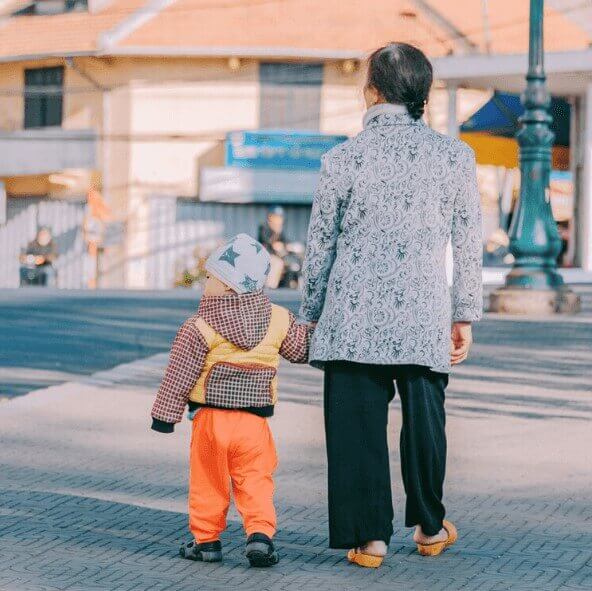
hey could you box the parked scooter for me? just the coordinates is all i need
[19,253,57,287]
[258,206,305,289]
[277,242,305,289]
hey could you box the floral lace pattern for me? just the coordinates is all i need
[300,110,483,373]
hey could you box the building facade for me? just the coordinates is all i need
[0,0,590,288]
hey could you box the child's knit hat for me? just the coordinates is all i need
[205,233,271,294]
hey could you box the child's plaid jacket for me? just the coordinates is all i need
[151,291,312,433]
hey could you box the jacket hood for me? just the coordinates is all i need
[198,290,271,350]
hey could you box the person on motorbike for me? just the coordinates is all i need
[258,206,288,289]
[21,226,57,286]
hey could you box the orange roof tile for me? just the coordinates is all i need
[0,0,146,59]
[118,0,590,56]
[0,0,588,61]
[117,0,455,57]
[426,0,590,54]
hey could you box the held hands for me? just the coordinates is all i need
[450,322,472,366]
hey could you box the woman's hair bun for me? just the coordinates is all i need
[407,99,427,120]
[367,43,433,120]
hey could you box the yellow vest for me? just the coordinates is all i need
[189,304,290,409]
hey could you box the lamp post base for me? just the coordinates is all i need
[489,287,580,315]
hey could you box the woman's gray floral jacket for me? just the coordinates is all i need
[300,107,483,373]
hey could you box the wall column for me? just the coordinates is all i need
[580,83,592,271]
[444,84,459,284]
[446,83,459,138]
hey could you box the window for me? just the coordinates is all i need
[259,63,323,130]
[24,66,64,129]
[14,0,88,16]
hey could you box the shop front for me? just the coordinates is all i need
[199,129,348,243]
[434,48,592,281]
[144,130,347,289]
[460,91,575,269]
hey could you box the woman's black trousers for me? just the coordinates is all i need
[323,361,448,549]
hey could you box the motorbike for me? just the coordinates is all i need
[19,253,56,287]
[277,242,305,289]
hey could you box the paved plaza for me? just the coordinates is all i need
[0,288,591,590]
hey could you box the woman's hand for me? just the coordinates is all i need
[450,322,472,365]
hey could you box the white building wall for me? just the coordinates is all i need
[579,83,592,271]
[123,59,260,288]
[320,62,364,136]
[0,198,90,288]
[145,199,311,289]
[122,59,369,288]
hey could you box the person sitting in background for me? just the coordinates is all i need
[26,227,57,263]
[258,206,288,288]
[24,226,57,286]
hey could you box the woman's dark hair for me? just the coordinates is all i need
[366,42,433,120]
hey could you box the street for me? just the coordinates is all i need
[0,289,301,398]
[1,0,590,588]
[2,286,592,406]
[0,287,591,590]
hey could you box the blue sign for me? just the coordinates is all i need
[225,130,348,170]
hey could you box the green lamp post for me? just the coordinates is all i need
[490,0,579,314]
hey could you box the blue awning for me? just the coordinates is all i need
[460,91,570,147]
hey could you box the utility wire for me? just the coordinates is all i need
[0,100,366,140]
[0,0,586,96]
[0,60,356,95]
[0,3,587,99]
[435,0,591,46]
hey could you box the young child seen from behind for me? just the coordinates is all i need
[151,233,312,568]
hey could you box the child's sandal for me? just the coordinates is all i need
[245,533,279,567]
[179,540,223,562]
[416,520,457,557]
[346,548,384,568]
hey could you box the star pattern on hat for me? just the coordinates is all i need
[240,275,258,292]
[219,245,240,267]
[251,241,262,253]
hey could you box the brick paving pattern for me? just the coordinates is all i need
[1,303,592,590]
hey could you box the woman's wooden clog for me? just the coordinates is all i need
[346,548,384,568]
[416,520,458,557]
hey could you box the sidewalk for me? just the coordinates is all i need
[0,304,591,590]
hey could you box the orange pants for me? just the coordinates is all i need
[189,408,278,543]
